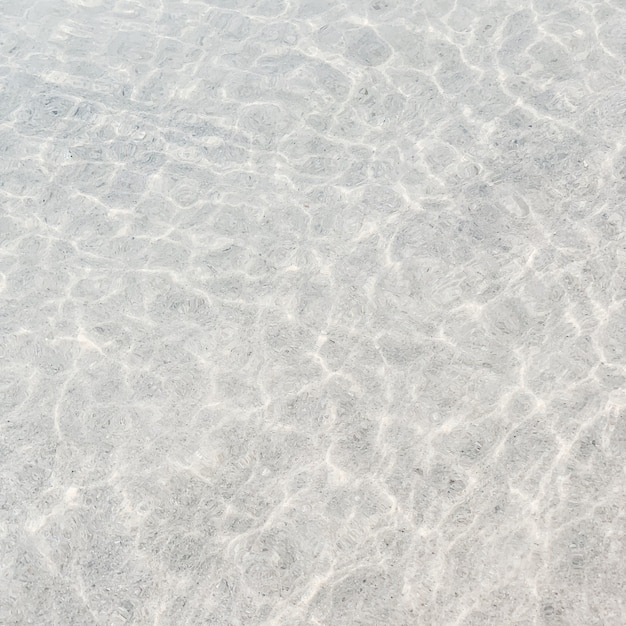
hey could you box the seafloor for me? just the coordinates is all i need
[1,0,625,624]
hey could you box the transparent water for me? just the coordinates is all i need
[1,0,625,624]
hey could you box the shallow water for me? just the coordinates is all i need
[1,0,625,624]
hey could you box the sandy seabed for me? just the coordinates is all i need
[1,0,625,624]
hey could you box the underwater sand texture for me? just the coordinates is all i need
[1,0,625,624]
